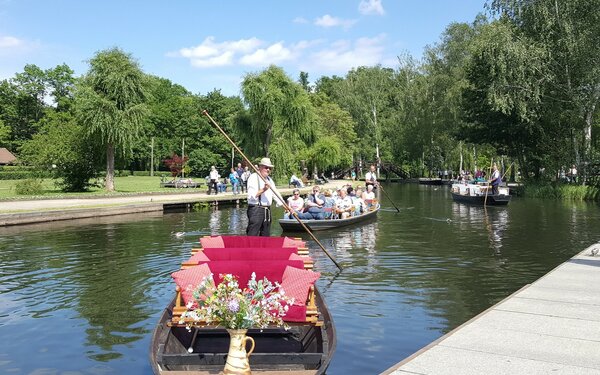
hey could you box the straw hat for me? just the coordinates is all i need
[259,157,274,168]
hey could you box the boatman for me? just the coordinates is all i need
[489,163,501,195]
[246,157,284,236]
[365,164,378,190]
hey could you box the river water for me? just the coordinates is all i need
[0,183,599,374]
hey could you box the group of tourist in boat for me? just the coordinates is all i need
[245,157,379,237]
[284,184,377,221]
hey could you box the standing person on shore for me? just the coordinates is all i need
[235,163,244,192]
[241,166,250,193]
[246,158,283,236]
[209,166,219,195]
[229,167,240,195]
[365,164,378,190]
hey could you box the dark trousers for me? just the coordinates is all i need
[492,184,499,195]
[246,205,271,236]
[209,179,218,194]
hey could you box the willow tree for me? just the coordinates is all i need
[76,48,148,191]
[238,65,314,179]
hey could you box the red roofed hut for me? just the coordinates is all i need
[0,148,17,165]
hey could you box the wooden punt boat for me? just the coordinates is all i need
[450,183,511,206]
[278,205,380,232]
[150,287,336,375]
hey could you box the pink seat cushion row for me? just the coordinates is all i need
[171,263,214,307]
[201,247,297,261]
[288,253,313,262]
[219,236,304,248]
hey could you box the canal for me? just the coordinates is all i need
[1,183,599,374]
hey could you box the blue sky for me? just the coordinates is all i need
[0,0,486,96]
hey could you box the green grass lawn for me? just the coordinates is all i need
[0,176,207,200]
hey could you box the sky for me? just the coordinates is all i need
[0,0,487,97]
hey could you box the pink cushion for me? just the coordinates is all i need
[220,236,302,248]
[186,251,210,264]
[171,263,213,307]
[203,261,250,287]
[280,266,320,305]
[288,253,305,261]
[283,303,308,322]
[200,236,224,248]
[202,247,297,261]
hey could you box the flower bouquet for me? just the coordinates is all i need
[181,272,294,374]
[181,272,293,329]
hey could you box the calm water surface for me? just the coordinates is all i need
[1,184,599,374]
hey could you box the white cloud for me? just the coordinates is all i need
[239,42,293,66]
[358,0,385,16]
[305,34,387,72]
[170,36,264,67]
[314,15,357,30]
[0,35,22,48]
[293,17,308,24]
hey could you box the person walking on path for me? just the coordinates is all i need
[246,157,283,236]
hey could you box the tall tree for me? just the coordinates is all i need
[238,65,314,178]
[76,48,148,191]
[488,0,600,178]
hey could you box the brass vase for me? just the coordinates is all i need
[223,329,255,375]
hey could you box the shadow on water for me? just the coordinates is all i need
[1,183,599,374]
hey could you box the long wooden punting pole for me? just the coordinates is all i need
[203,110,343,271]
[484,159,494,207]
[378,184,400,212]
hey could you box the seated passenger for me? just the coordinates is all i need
[334,188,354,219]
[362,184,376,209]
[353,187,366,215]
[322,189,336,219]
[285,189,311,219]
[305,185,326,220]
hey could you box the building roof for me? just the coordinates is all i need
[0,148,17,165]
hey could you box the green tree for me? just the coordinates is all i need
[76,48,149,191]
[20,111,102,191]
[238,65,314,179]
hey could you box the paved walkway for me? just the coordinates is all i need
[0,180,348,225]
[382,243,600,375]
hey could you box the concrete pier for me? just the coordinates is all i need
[383,243,600,375]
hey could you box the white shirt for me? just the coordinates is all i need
[247,173,284,206]
[209,170,219,180]
[365,171,377,183]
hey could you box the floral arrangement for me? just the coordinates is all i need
[181,273,293,329]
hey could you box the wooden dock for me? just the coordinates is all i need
[383,243,600,375]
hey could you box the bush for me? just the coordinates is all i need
[524,183,600,201]
[132,170,171,177]
[14,178,45,195]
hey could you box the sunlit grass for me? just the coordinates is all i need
[0,176,206,200]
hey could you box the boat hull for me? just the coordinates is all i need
[150,288,336,375]
[451,191,511,206]
[278,207,379,232]
[419,178,443,185]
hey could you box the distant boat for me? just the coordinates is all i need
[450,182,511,206]
[279,205,380,232]
[419,178,443,185]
